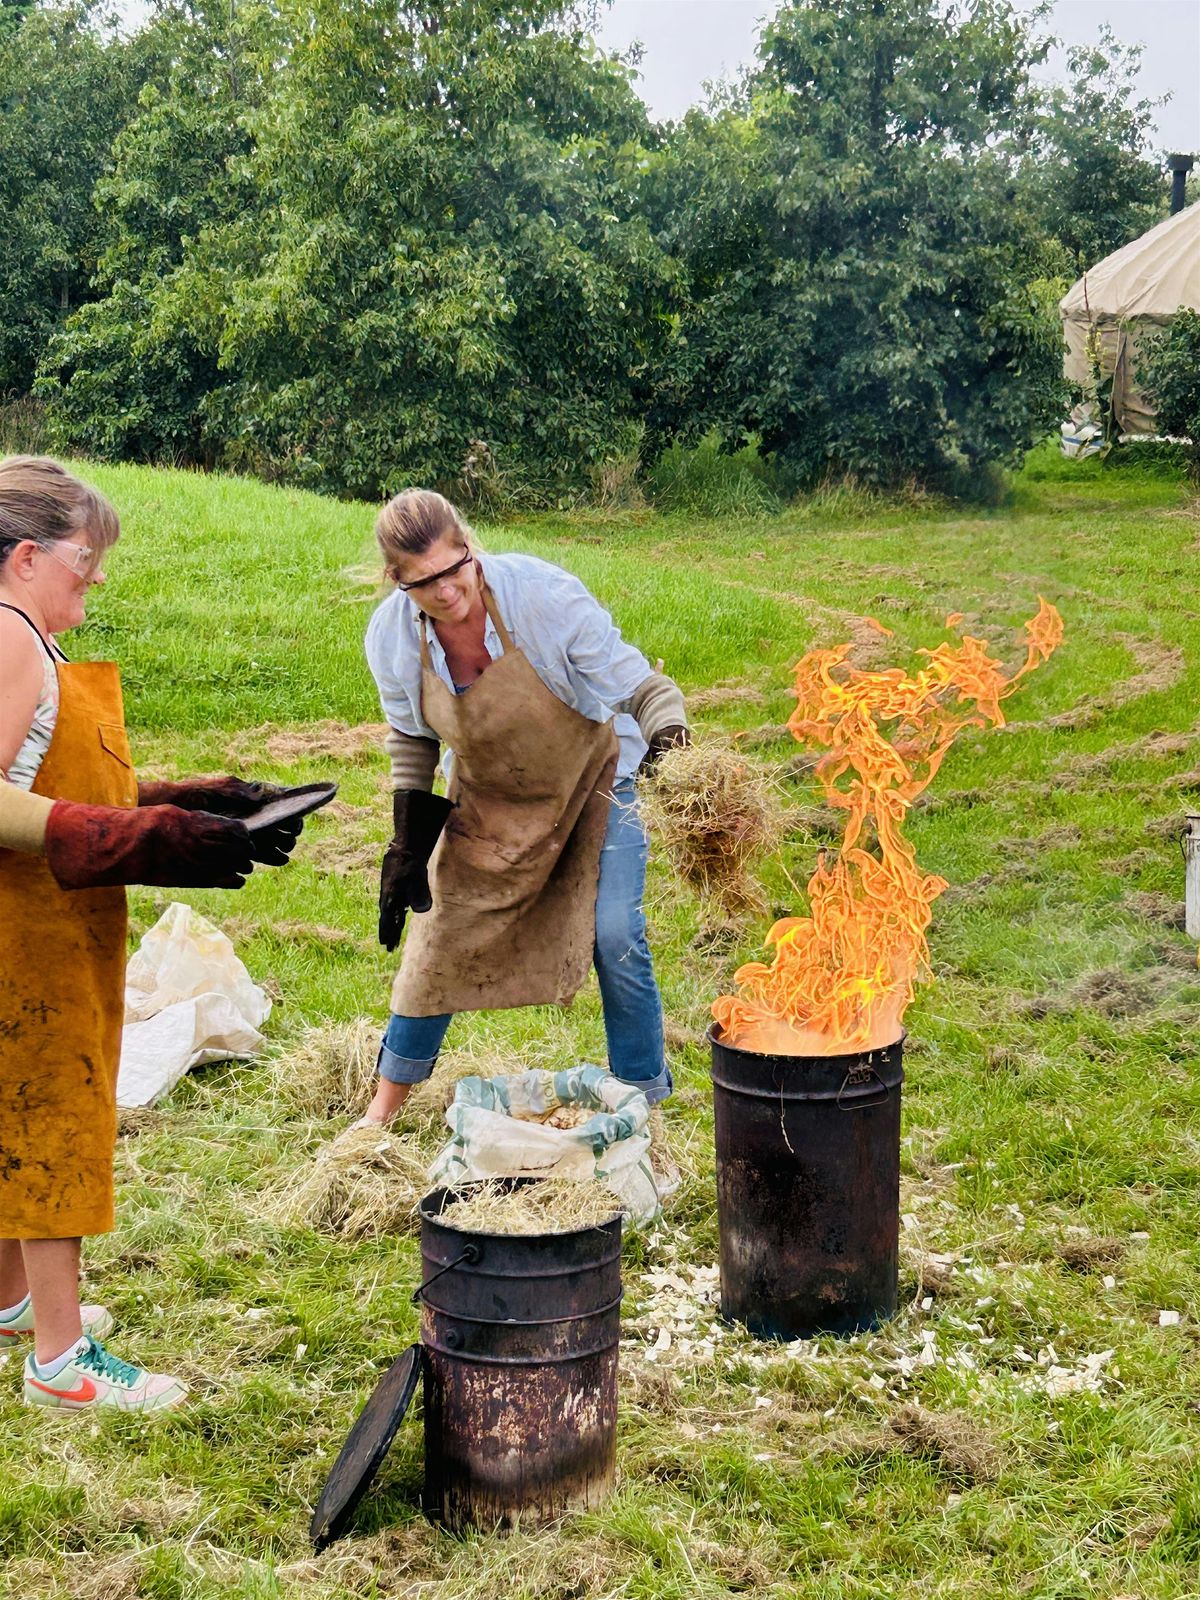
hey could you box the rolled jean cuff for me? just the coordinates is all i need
[618,1065,673,1107]
[377,1041,438,1086]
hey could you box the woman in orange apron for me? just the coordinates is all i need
[0,456,301,1412]
[358,489,690,1127]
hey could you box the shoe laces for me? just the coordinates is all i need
[78,1336,142,1388]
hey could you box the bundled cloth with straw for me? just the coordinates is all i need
[638,738,786,914]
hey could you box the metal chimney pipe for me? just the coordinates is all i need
[1167,153,1194,215]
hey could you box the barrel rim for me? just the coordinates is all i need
[420,1178,625,1243]
[706,1021,906,1064]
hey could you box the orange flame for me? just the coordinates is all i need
[712,600,1064,1055]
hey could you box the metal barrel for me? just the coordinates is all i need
[709,1025,904,1340]
[417,1180,622,1532]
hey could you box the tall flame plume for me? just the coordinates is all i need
[712,600,1064,1055]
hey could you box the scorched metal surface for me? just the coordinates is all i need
[709,1025,904,1340]
[417,1180,622,1531]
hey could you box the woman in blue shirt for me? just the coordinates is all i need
[360,489,688,1125]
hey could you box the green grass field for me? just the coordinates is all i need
[3,446,1200,1599]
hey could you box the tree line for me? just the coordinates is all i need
[0,0,1173,502]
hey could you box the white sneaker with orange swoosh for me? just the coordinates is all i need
[23,1336,187,1412]
[0,1298,114,1343]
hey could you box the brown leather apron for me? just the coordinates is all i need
[0,639,136,1239]
[391,585,619,1017]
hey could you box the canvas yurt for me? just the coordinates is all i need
[1060,202,1200,436]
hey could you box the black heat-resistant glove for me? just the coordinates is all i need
[637,723,692,778]
[378,789,455,951]
[138,775,302,866]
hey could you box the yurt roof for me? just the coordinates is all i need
[1060,202,1200,323]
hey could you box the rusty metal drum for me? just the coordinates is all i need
[709,1025,904,1340]
[417,1180,622,1531]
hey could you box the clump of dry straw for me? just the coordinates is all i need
[268,1018,380,1120]
[438,1178,622,1236]
[265,1126,428,1238]
[638,737,786,913]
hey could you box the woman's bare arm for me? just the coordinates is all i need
[0,609,47,779]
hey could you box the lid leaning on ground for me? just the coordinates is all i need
[310,1343,423,1550]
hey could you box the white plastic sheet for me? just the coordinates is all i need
[117,903,270,1107]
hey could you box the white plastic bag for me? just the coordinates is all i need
[428,1065,661,1224]
[117,903,270,1107]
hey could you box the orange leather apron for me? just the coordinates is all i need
[0,652,136,1239]
[391,585,619,1016]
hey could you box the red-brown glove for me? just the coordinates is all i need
[44,801,256,890]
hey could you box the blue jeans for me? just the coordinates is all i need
[378,778,671,1104]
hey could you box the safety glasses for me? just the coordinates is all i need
[395,549,474,594]
[43,541,98,578]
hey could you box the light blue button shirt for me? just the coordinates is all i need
[364,552,652,781]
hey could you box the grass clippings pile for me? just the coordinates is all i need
[225,719,389,766]
[269,1018,380,1120]
[639,738,786,913]
[436,1177,622,1235]
[266,1124,428,1239]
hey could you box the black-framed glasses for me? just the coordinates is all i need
[395,550,474,593]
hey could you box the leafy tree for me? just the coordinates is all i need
[44,0,675,498]
[649,0,1069,495]
[37,0,276,461]
[1140,310,1200,477]
[1021,27,1166,275]
[0,1,152,392]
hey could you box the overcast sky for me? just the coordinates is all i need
[593,0,1200,152]
[113,1,1199,153]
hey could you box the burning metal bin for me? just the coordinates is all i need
[311,1178,622,1547]
[709,1025,904,1340]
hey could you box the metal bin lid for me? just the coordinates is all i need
[310,1343,422,1550]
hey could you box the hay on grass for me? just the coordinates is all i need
[639,740,786,914]
[1057,1235,1127,1272]
[437,1177,622,1235]
[266,1125,428,1239]
[268,1019,380,1120]
[887,1403,1001,1485]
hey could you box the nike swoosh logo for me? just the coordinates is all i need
[27,1374,97,1402]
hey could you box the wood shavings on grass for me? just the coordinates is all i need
[263,1125,428,1239]
[436,1178,622,1236]
[638,739,787,914]
[625,1259,729,1366]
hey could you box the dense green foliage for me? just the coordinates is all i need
[1140,309,1200,474]
[0,1,154,392]
[1,0,1174,497]
[1019,29,1166,277]
[647,0,1073,494]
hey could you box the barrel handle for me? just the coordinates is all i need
[411,1244,481,1304]
[836,1064,890,1110]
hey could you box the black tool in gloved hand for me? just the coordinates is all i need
[378,789,455,951]
[138,776,304,867]
[637,723,692,777]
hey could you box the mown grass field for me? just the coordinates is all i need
[3,447,1200,1600]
